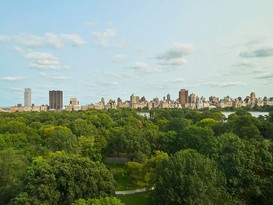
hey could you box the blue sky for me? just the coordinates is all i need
[1,0,273,107]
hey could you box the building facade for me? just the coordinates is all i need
[130,94,140,108]
[24,88,31,107]
[49,90,63,110]
[179,89,188,107]
[70,98,79,106]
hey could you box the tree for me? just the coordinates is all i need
[125,161,144,185]
[41,126,79,153]
[73,197,124,205]
[0,148,28,205]
[143,150,168,187]
[142,122,161,152]
[78,134,105,162]
[12,152,116,205]
[167,118,190,132]
[154,149,232,205]
[256,117,273,139]
[200,110,225,122]
[70,119,97,137]
[175,125,216,155]
[212,133,273,204]
[157,131,177,154]
[196,118,218,128]
[124,126,151,162]
[108,127,127,157]
[228,115,262,139]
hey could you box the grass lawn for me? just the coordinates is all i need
[105,162,140,191]
[117,192,152,205]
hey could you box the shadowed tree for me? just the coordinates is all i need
[154,149,232,205]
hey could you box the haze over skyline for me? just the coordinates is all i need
[1,1,273,107]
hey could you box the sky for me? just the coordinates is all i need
[1,0,273,107]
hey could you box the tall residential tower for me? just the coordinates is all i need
[49,90,63,110]
[24,88,31,107]
[179,89,188,107]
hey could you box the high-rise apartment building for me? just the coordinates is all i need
[189,93,196,103]
[70,98,79,106]
[179,89,188,107]
[130,94,139,108]
[209,96,219,106]
[49,90,63,110]
[167,93,171,101]
[250,92,256,105]
[24,88,31,107]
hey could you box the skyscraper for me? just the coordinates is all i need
[189,93,196,103]
[49,90,63,110]
[167,93,171,101]
[24,88,31,107]
[130,94,139,108]
[179,89,188,107]
[250,92,256,105]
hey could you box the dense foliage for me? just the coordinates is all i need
[0,108,272,204]
[11,152,116,205]
[154,149,232,205]
[73,197,124,205]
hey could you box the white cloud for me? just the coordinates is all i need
[255,72,273,79]
[240,46,273,58]
[45,33,63,48]
[231,60,254,68]
[3,33,86,48]
[156,43,195,66]
[51,76,71,81]
[158,58,187,66]
[202,81,247,87]
[39,72,47,76]
[92,28,116,47]
[0,35,10,42]
[163,77,185,84]
[14,34,44,47]
[9,88,23,93]
[24,51,68,70]
[103,72,132,80]
[100,81,118,86]
[132,62,152,73]
[113,54,127,63]
[60,34,87,46]
[1,76,26,81]
[13,46,24,53]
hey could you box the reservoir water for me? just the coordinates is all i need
[221,111,269,118]
[138,111,270,119]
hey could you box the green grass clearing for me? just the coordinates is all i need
[105,162,140,191]
[117,192,152,205]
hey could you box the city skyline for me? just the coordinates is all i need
[1,1,273,107]
[2,88,273,112]
[13,87,273,108]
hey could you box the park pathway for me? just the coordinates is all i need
[115,188,147,195]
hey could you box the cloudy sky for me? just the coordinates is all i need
[1,1,273,107]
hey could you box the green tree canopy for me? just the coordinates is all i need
[0,148,28,205]
[213,133,273,204]
[73,197,124,205]
[41,126,79,153]
[175,125,216,155]
[154,149,232,205]
[12,152,116,205]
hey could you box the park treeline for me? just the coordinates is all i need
[0,108,273,204]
